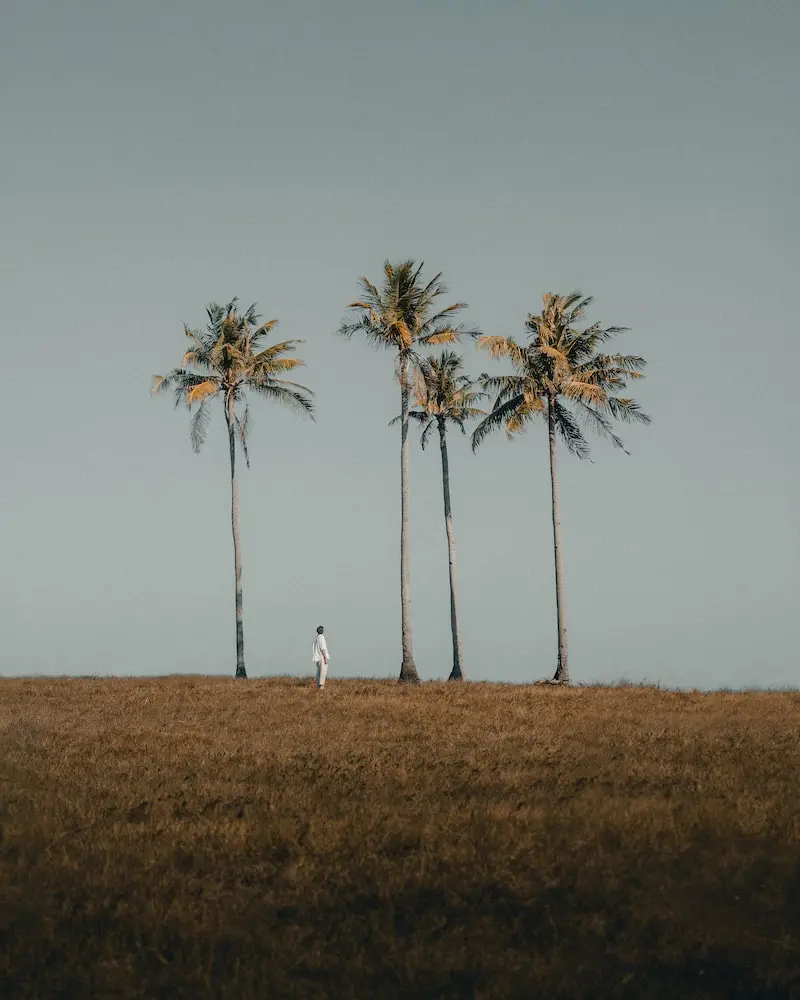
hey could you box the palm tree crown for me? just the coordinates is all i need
[473,292,649,454]
[338,260,475,363]
[407,350,486,446]
[152,299,314,458]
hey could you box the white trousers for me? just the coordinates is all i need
[315,659,328,689]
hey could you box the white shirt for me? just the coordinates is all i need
[312,633,329,664]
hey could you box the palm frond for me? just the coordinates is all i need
[151,373,173,396]
[252,339,304,362]
[181,347,212,370]
[418,327,461,346]
[420,417,437,450]
[607,396,651,424]
[389,410,429,428]
[594,352,647,374]
[471,393,525,451]
[153,369,220,407]
[560,377,607,406]
[419,301,466,331]
[249,318,280,347]
[573,400,628,452]
[552,400,590,459]
[189,399,213,453]
[457,406,488,420]
[477,335,517,362]
[253,356,306,375]
[187,379,220,405]
[337,314,401,352]
[249,381,315,418]
[478,373,525,397]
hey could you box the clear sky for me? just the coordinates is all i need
[2,0,798,687]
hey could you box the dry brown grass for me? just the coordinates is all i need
[1,677,799,999]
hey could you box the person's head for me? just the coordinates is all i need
[316,625,324,635]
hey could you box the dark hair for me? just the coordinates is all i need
[316,625,324,634]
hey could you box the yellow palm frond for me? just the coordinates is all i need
[477,336,513,360]
[396,319,412,350]
[253,341,302,361]
[423,329,460,345]
[562,380,606,405]
[522,391,546,412]
[253,357,305,374]
[187,379,220,404]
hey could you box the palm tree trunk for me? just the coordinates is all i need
[398,356,419,683]
[225,396,246,679]
[547,397,568,683]
[438,418,464,681]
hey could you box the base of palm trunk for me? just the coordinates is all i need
[448,666,464,681]
[235,666,247,679]
[398,659,420,684]
[551,665,569,684]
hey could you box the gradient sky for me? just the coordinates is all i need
[2,0,798,687]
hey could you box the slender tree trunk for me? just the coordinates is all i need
[398,355,419,683]
[547,397,568,683]
[226,396,246,679]
[438,418,464,681]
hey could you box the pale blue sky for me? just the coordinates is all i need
[2,0,798,686]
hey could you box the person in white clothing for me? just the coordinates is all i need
[312,625,329,689]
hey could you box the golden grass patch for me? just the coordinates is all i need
[1,678,798,998]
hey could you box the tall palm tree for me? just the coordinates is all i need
[402,351,485,681]
[339,261,474,683]
[152,299,314,679]
[473,292,650,684]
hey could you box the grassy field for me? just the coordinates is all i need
[1,677,799,999]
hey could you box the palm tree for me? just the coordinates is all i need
[339,261,474,683]
[473,292,650,684]
[153,299,314,679]
[401,352,485,680]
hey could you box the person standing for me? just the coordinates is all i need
[312,625,329,690]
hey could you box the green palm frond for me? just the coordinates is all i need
[478,373,526,400]
[420,417,437,450]
[472,393,526,451]
[607,396,651,424]
[553,400,591,459]
[248,318,278,348]
[591,352,647,374]
[389,410,430,427]
[189,399,214,453]
[573,400,627,452]
[249,380,315,417]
